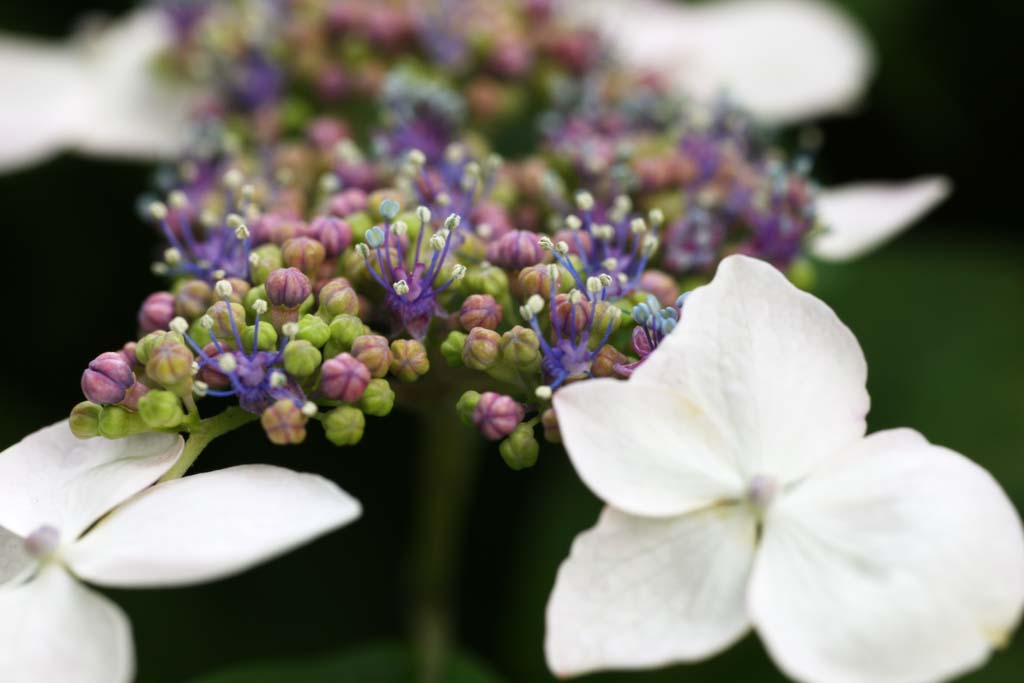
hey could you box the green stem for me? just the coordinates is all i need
[411,407,480,683]
[159,407,258,482]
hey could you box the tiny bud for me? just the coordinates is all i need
[81,352,135,405]
[146,337,194,387]
[320,353,371,403]
[70,401,102,439]
[541,407,561,443]
[429,233,447,252]
[535,385,553,400]
[283,340,322,378]
[451,264,467,280]
[459,294,503,331]
[323,406,365,446]
[265,268,312,309]
[138,390,185,429]
[350,335,393,378]
[390,339,430,382]
[261,400,308,445]
[456,391,482,426]
[359,378,396,416]
[441,331,468,367]
[329,314,365,350]
[138,291,176,334]
[98,405,145,439]
[499,424,539,470]
[318,278,360,318]
[416,205,431,223]
[462,327,502,371]
[501,326,541,371]
[473,392,525,441]
[296,314,331,348]
[592,344,629,377]
[444,213,461,230]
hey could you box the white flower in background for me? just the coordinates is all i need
[0,7,193,173]
[568,0,951,261]
[547,255,1024,682]
[0,420,362,683]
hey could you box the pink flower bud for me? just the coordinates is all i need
[459,294,503,331]
[486,230,547,270]
[320,353,371,403]
[138,291,175,334]
[266,268,312,308]
[473,392,525,441]
[81,352,135,404]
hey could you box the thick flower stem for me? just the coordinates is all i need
[411,407,480,683]
[158,407,258,482]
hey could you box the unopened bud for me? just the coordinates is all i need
[261,400,308,445]
[473,392,525,441]
[359,378,395,417]
[323,405,365,446]
[389,339,430,382]
[350,335,393,378]
[499,424,539,470]
[138,390,185,429]
[320,353,371,402]
[69,401,102,439]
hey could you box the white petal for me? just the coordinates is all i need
[811,176,952,261]
[0,421,183,540]
[634,255,868,485]
[569,0,873,125]
[0,526,31,586]
[545,504,757,677]
[67,465,362,588]
[553,379,744,517]
[0,566,134,683]
[750,429,1024,683]
[0,34,84,171]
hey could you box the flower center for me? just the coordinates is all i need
[746,474,778,511]
[24,525,60,561]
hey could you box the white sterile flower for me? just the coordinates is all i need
[567,0,873,125]
[0,7,194,173]
[811,175,953,261]
[547,255,1024,683]
[0,420,362,683]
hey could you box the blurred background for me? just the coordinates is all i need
[1,0,1021,681]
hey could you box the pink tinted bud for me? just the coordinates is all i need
[82,352,135,404]
[320,353,371,403]
[486,230,547,270]
[120,381,150,411]
[282,237,326,277]
[350,335,392,378]
[638,269,681,307]
[473,392,525,441]
[175,280,212,318]
[120,342,138,367]
[261,400,307,445]
[197,343,230,389]
[266,268,312,308]
[310,216,352,256]
[459,294,503,331]
[138,291,175,333]
[329,188,368,216]
[554,294,593,336]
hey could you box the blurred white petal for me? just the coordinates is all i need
[0,526,32,586]
[751,429,1024,683]
[812,175,952,261]
[0,420,183,539]
[68,465,362,587]
[568,0,874,124]
[0,566,133,683]
[546,504,756,677]
[0,8,193,173]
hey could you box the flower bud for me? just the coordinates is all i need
[458,294,502,331]
[206,301,248,342]
[135,330,182,365]
[637,269,681,307]
[174,280,213,319]
[69,401,102,439]
[456,391,481,426]
[81,352,135,405]
[310,216,352,256]
[320,353,371,402]
[390,339,429,382]
[318,277,360,318]
[441,331,467,367]
[499,423,539,470]
[296,314,331,348]
[592,344,629,377]
[350,335,392,378]
[283,340,322,378]
[281,237,326,277]
[329,314,365,350]
[591,301,623,341]
[146,337,194,387]
[98,405,146,439]
[241,322,278,352]
[359,378,395,416]
[138,291,175,334]
[120,381,150,411]
[323,405,365,446]
[553,294,592,336]
[516,264,561,299]
[462,263,509,297]
[265,267,313,309]
[486,230,546,270]
[261,399,308,445]
[473,392,525,441]
[541,407,560,443]
[501,326,542,371]
[461,327,501,371]
[250,244,283,285]
[138,390,185,429]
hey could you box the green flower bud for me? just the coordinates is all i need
[344,211,373,241]
[589,301,623,349]
[359,378,395,417]
[462,263,509,297]
[98,405,146,439]
[390,339,429,382]
[318,278,360,319]
[283,340,322,377]
[207,301,248,342]
[250,244,283,285]
[350,334,393,378]
[456,391,481,426]
[296,313,331,348]
[138,390,185,429]
[462,327,501,371]
[244,284,268,315]
[146,337,194,387]
[69,401,102,439]
[136,330,184,365]
[500,326,541,371]
[499,423,539,470]
[329,314,365,350]
[441,331,468,367]
[241,322,278,352]
[323,405,365,446]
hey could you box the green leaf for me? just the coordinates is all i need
[191,641,504,683]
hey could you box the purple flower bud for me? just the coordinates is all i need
[138,291,175,334]
[638,270,681,307]
[329,188,368,216]
[310,216,353,256]
[486,230,547,270]
[459,294,503,331]
[266,268,312,308]
[473,392,525,441]
[320,353,371,403]
[81,352,136,405]
[350,335,393,378]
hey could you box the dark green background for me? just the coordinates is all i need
[1,1,1021,681]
